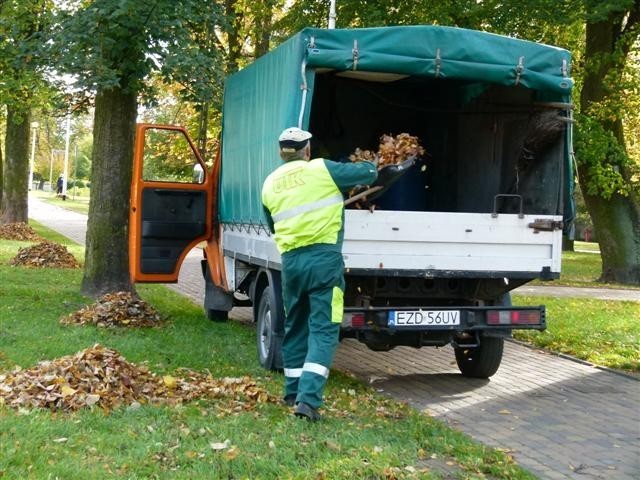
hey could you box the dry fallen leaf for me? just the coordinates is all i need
[224,446,239,460]
[163,376,177,389]
[210,440,231,451]
[61,385,76,397]
[325,440,341,452]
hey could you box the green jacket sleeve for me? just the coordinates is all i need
[323,159,378,192]
[262,205,275,233]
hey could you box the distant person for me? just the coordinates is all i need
[56,175,63,195]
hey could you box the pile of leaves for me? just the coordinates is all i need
[61,291,162,328]
[0,344,276,412]
[0,222,42,241]
[10,241,79,268]
[349,133,425,168]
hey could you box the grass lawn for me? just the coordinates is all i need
[31,190,90,215]
[513,294,640,372]
[574,241,600,253]
[531,247,640,290]
[0,223,533,479]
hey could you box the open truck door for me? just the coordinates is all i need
[129,124,212,283]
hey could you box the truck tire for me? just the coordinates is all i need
[256,286,283,371]
[455,336,504,378]
[206,309,228,322]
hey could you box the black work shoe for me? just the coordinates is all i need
[294,402,321,422]
[282,394,296,407]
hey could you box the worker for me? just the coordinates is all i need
[262,127,378,421]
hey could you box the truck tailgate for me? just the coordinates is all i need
[343,210,562,276]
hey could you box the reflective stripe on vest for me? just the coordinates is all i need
[262,159,343,253]
[271,193,343,223]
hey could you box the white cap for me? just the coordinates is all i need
[279,127,312,143]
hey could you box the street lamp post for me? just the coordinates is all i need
[328,0,337,28]
[62,112,71,199]
[73,144,78,200]
[28,121,39,191]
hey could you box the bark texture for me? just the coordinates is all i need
[578,6,640,285]
[1,106,30,224]
[81,87,137,297]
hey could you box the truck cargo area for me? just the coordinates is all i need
[303,72,566,289]
[309,72,566,218]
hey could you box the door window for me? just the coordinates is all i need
[143,128,205,184]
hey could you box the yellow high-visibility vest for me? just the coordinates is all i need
[262,158,344,254]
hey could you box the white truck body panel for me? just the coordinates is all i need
[222,210,563,289]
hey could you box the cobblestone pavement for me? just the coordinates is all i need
[29,197,640,479]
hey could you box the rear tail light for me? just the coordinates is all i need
[343,312,365,327]
[487,310,541,325]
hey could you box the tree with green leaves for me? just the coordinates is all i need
[0,0,54,223]
[52,0,224,297]
[575,0,639,284]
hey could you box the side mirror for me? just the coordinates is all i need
[192,163,205,184]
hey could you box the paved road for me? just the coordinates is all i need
[28,197,640,479]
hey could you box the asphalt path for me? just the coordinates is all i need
[28,196,640,479]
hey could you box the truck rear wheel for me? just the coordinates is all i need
[256,286,283,371]
[455,336,504,378]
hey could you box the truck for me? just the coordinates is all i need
[128,25,574,378]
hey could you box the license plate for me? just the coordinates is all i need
[388,310,461,327]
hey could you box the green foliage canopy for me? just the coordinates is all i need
[0,0,56,117]
[51,0,224,106]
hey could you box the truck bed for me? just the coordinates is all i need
[221,209,562,290]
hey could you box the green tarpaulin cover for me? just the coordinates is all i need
[219,25,573,225]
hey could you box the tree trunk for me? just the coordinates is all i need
[577,8,640,285]
[197,102,209,161]
[81,87,137,297]
[580,184,639,283]
[253,1,274,59]
[0,106,30,224]
[225,0,243,74]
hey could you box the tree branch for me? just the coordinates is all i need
[617,0,640,58]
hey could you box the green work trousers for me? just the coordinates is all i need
[281,246,345,409]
